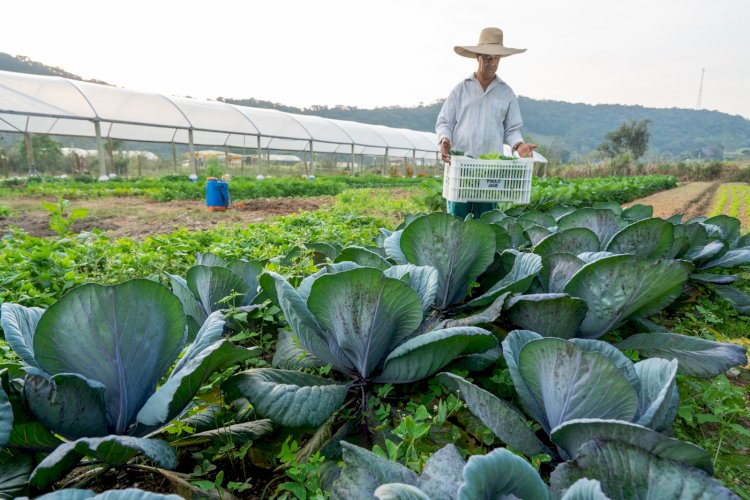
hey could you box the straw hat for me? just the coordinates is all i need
[454,27,526,58]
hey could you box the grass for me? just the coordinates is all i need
[666,271,750,497]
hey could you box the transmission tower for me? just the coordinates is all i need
[695,68,705,109]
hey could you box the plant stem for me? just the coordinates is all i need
[72,464,113,489]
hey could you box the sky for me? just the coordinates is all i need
[3,0,750,119]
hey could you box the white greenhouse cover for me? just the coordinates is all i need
[0,70,441,160]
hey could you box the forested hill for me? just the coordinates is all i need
[0,53,109,85]
[2,52,748,158]
[219,96,750,158]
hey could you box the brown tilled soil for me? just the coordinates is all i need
[0,196,336,239]
[624,181,720,221]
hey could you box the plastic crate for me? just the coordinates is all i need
[442,156,533,203]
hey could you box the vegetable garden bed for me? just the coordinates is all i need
[0,180,748,499]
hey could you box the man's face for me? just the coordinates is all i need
[477,54,500,79]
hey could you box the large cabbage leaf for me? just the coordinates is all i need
[466,251,542,307]
[519,338,639,433]
[335,246,390,269]
[550,419,712,473]
[186,265,250,313]
[564,256,692,339]
[437,372,549,457]
[616,332,747,378]
[383,264,440,316]
[34,488,184,499]
[0,452,33,500]
[457,448,550,500]
[540,253,585,293]
[261,271,349,373]
[0,383,11,447]
[557,208,622,248]
[501,330,547,426]
[398,212,496,309]
[272,329,325,370]
[0,303,45,370]
[373,327,497,383]
[23,373,109,440]
[332,441,418,500]
[633,358,679,431]
[533,228,600,259]
[222,369,349,428]
[32,280,186,435]
[605,218,674,258]
[550,440,738,500]
[29,435,177,490]
[506,293,587,339]
[307,268,423,378]
[416,444,465,499]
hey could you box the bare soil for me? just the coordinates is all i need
[0,196,336,239]
[624,181,720,221]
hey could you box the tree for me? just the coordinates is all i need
[598,119,651,161]
[17,135,67,173]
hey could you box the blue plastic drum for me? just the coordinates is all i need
[206,177,230,211]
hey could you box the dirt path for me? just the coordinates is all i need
[624,182,720,221]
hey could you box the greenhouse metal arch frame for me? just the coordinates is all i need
[0,70,440,178]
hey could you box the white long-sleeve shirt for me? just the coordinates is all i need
[435,73,525,158]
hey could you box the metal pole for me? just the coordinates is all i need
[188,129,197,176]
[383,147,389,177]
[224,144,230,172]
[412,149,416,177]
[309,140,314,176]
[350,144,355,175]
[172,142,178,173]
[23,133,37,177]
[107,138,114,175]
[94,121,107,181]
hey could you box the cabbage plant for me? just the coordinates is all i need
[168,252,265,339]
[438,331,713,469]
[331,438,737,500]
[0,279,259,490]
[332,442,552,500]
[223,267,498,428]
[381,212,497,310]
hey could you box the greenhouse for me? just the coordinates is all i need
[0,69,441,178]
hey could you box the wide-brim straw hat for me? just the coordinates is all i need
[454,27,526,58]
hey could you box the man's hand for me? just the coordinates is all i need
[440,138,451,163]
[515,142,538,158]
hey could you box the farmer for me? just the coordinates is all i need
[436,27,537,217]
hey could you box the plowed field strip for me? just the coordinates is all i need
[624,182,719,220]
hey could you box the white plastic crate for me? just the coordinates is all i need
[442,156,533,204]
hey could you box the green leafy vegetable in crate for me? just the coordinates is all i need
[480,152,516,160]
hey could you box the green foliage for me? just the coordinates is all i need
[275,438,327,500]
[598,119,651,161]
[40,196,88,237]
[17,135,67,172]
[674,375,750,496]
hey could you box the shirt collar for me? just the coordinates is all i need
[465,73,505,85]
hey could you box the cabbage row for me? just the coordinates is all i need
[0,201,747,498]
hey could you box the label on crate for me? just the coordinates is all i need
[479,179,506,189]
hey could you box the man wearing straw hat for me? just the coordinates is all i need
[436,27,536,217]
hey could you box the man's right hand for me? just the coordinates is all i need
[440,138,451,163]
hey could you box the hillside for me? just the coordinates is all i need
[2,53,749,160]
[0,53,109,85]
[220,97,750,159]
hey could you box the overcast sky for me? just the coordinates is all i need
[4,0,749,119]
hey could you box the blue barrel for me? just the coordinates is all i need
[206,177,230,211]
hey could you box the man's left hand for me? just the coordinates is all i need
[516,143,538,158]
